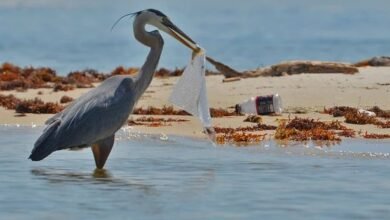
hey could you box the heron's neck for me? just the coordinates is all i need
[133,19,164,101]
[134,46,162,100]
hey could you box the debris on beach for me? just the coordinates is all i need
[60,95,74,104]
[209,108,239,117]
[213,123,275,145]
[53,84,75,92]
[110,66,139,76]
[0,63,106,91]
[134,116,188,123]
[354,56,390,67]
[274,117,347,141]
[208,59,359,78]
[154,67,218,77]
[15,98,63,114]
[367,106,390,119]
[0,94,20,109]
[377,121,390,129]
[254,61,358,77]
[324,106,390,128]
[127,119,143,126]
[243,115,263,123]
[323,106,359,117]
[286,117,347,130]
[128,116,188,127]
[133,105,190,116]
[214,124,277,134]
[129,120,165,127]
[0,62,218,92]
[155,68,183,77]
[357,109,376,117]
[0,94,63,114]
[0,60,364,87]
[215,132,265,145]
[64,70,105,88]
[363,132,390,139]
[132,105,238,117]
[225,61,358,78]
[235,94,283,115]
[344,111,390,128]
[206,56,243,78]
[344,111,378,125]
[0,63,56,90]
[222,77,241,83]
[337,129,356,138]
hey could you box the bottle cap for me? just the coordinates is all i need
[235,104,241,114]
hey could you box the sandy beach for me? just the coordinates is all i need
[1,66,389,141]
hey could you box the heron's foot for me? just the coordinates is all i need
[92,168,111,178]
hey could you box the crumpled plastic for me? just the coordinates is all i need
[169,49,215,140]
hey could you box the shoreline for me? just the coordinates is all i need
[1,66,389,143]
[1,119,389,145]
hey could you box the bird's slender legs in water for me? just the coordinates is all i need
[91,135,115,169]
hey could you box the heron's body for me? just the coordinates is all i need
[28,9,198,169]
[31,75,136,160]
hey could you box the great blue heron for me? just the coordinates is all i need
[29,9,201,169]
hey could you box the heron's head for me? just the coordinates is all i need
[112,9,201,52]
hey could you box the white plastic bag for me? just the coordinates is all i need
[169,50,215,139]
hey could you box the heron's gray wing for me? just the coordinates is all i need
[45,100,77,125]
[56,77,136,149]
[29,118,61,160]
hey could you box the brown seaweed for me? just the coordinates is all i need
[323,106,357,117]
[134,116,188,123]
[274,117,346,141]
[324,106,390,128]
[132,106,190,116]
[15,98,63,114]
[210,108,239,117]
[367,106,390,119]
[0,94,63,114]
[110,66,138,76]
[215,132,265,145]
[363,132,390,139]
[127,116,188,127]
[344,111,377,125]
[337,129,356,138]
[60,95,74,104]
[132,106,238,117]
[243,115,262,123]
[0,94,20,109]
[214,124,276,134]
[0,62,221,92]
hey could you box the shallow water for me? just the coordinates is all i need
[1,0,390,73]
[1,125,390,219]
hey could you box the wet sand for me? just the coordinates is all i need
[1,66,389,139]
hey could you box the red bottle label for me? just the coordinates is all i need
[255,95,274,115]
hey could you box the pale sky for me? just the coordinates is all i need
[0,0,93,8]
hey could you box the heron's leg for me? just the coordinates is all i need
[91,135,115,169]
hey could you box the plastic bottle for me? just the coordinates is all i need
[358,109,376,117]
[235,94,283,115]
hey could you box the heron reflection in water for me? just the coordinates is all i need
[29,9,201,169]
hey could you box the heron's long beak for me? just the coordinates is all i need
[163,18,201,53]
